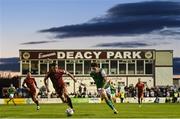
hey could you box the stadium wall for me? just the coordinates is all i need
[155,51,173,86]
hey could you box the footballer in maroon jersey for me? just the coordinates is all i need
[22,72,40,110]
[44,64,77,111]
[135,78,145,106]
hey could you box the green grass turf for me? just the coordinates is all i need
[0,103,180,118]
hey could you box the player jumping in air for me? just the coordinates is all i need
[44,64,77,112]
[90,63,118,114]
[135,78,145,107]
[22,72,40,110]
[7,84,16,105]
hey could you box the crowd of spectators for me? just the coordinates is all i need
[121,85,180,103]
[2,83,180,103]
[69,84,180,103]
[121,85,180,98]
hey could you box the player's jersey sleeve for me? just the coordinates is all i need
[135,83,138,88]
[100,69,107,77]
[13,87,16,92]
[45,72,50,79]
[142,83,145,89]
[24,79,27,84]
[7,88,10,94]
[63,70,68,75]
[32,78,37,85]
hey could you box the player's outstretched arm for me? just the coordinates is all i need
[22,80,30,91]
[22,80,26,89]
[66,71,86,86]
[66,71,76,82]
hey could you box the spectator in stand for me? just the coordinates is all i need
[172,91,178,103]
[78,85,82,97]
[82,86,87,98]
[120,92,125,103]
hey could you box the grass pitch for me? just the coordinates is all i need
[0,103,180,118]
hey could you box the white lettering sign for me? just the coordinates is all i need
[93,52,101,59]
[67,52,74,59]
[123,52,131,59]
[114,52,123,59]
[57,52,65,59]
[75,52,84,59]
[84,52,92,59]
[56,51,144,59]
[107,52,114,59]
[132,51,141,59]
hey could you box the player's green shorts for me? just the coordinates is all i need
[111,93,115,97]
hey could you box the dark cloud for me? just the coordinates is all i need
[94,41,154,48]
[39,1,180,38]
[21,40,58,45]
[106,1,180,17]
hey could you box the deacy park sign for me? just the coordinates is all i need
[20,50,154,60]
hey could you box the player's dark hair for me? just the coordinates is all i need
[91,62,98,67]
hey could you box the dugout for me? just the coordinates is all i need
[19,49,173,94]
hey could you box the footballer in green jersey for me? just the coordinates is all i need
[7,84,16,105]
[90,63,118,114]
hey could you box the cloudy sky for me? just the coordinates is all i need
[1,0,180,58]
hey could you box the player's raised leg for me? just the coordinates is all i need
[101,89,118,114]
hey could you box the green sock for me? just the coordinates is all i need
[105,99,114,110]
